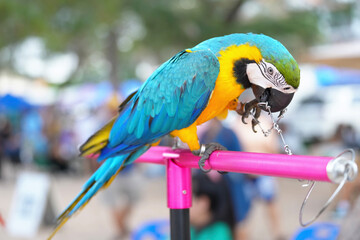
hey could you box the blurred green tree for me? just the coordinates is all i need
[0,0,323,85]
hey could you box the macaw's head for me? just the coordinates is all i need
[226,34,299,128]
[244,36,300,112]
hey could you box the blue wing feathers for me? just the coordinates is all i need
[104,49,219,159]
[150,106,166,133]
[127,108,140,134]
[98,143,140,161]
[135,111,146,138]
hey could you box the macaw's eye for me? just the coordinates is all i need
[268,67,274,75]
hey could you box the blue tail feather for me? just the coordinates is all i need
[66,154,128,217]
[57,145,151,221]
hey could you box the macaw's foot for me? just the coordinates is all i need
[192,143,227,173]
[236,98,262,133]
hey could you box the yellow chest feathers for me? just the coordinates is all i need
[195,44,262,125]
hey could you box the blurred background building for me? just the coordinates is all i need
[0,0,360,239]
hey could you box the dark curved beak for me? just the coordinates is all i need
[251,85,294,112]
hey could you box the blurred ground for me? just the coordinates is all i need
[0,161,337,240]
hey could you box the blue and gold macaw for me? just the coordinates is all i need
[49,33,300,238]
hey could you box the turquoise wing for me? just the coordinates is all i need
[99,49,220,160]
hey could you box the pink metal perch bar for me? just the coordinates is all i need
[136,146,333,182]
[136,146,357,209]
[135,146,357,239]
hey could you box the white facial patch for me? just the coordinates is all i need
[246,60,296,94]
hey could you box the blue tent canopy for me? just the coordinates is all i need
[316,66,360,86]
[0,94,33,112]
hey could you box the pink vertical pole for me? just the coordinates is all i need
[165,156,192,240]
[166,158,192,209]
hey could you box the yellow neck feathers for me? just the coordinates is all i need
[217,44,262,85]
[197,44,263,125]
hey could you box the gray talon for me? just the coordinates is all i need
[236,98,264,133]
[251,119,258,133]
[242,115,247,124]
[198,159,211,173]
[196,143,227,173]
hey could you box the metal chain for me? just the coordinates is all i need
[251,102,292,155]
[251,102,311,188]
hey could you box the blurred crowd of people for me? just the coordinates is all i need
[0,104,106,176]
[0,106,67,175]
[0,81,134,177]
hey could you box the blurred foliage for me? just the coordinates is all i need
[0,0,349,85]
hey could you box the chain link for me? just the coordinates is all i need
[251,102,292,155]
